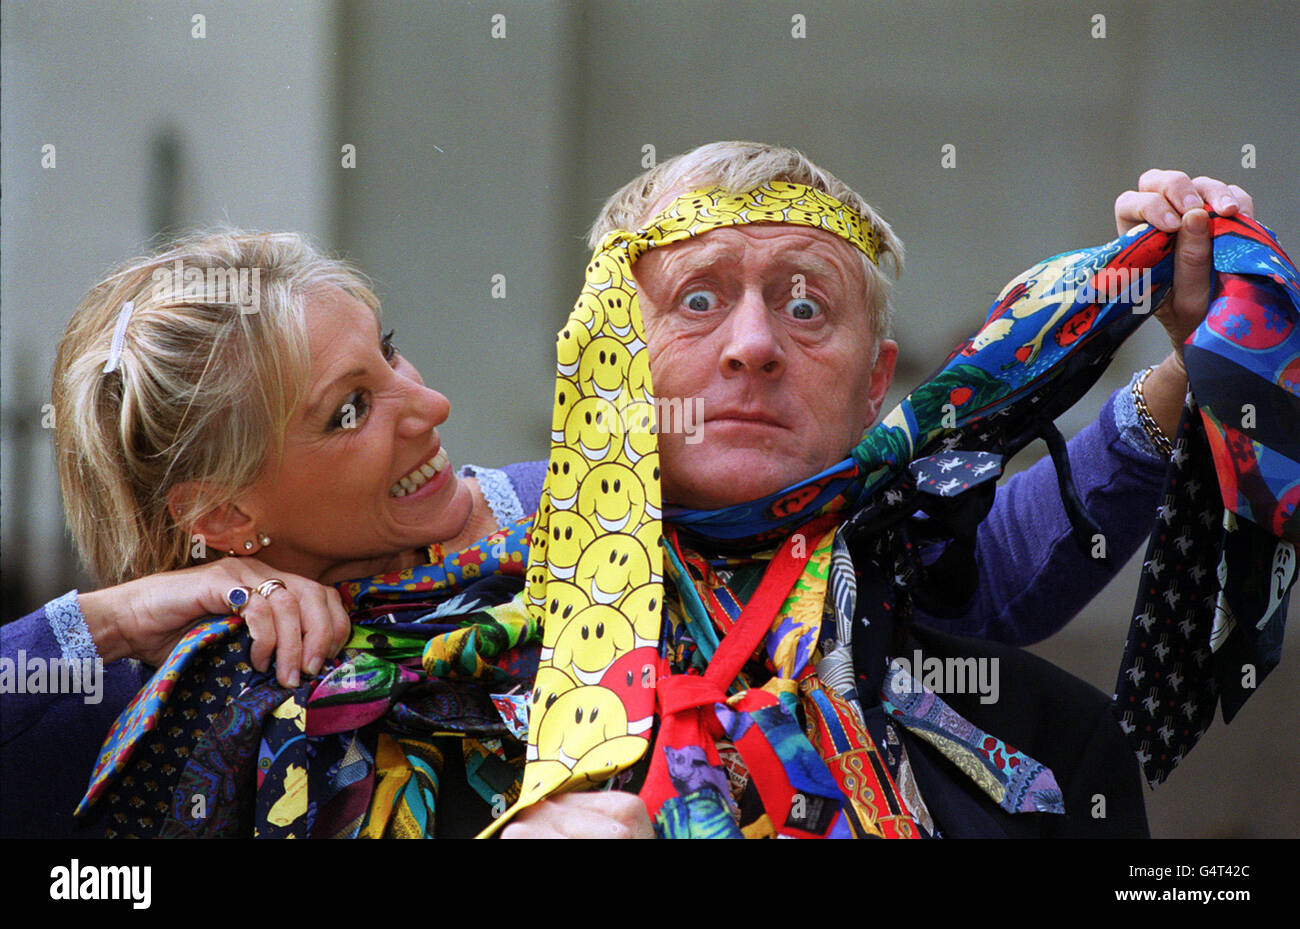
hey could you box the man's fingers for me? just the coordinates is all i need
[505,791,654,838]
[1138,168,1201,215]
[539,807,625,838]
[556,789,646,820]
[500,822,563,839]
[1227,184,1254,218]
[1191,175,1243,216]
[1174,208,1213,278]
[1133,170,1254,221]
[1114,190,1180,235]
[547,791,653,838]
[1164,208,1214,345]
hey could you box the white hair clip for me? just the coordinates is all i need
[103,300,135,374]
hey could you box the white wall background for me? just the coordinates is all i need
[3,0,339,598]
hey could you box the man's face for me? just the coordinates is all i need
[634,222,897,509]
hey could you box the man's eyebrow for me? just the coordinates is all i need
[768,250,848,286]
[661,244,741,276]
[653,239,854,290]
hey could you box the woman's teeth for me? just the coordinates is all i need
[390,448,449,497]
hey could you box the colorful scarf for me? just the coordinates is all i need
[1113,215,1299,783]
[644,522,1063,838]
[77,521,538,837]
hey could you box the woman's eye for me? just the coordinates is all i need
[784,297,822,320]
[328,391,369,431]
[381,329,398,362]
[682,290,716,313]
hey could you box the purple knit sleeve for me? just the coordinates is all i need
[499,459,547,515]
[913,387,1168,645]
[2,603,152,837]
[1,598,146,745]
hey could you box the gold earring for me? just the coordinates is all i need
[227,548,236,557]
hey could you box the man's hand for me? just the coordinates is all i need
[1112,170,1255,439]
[1114,169,1255,365]
[499,791,654,839]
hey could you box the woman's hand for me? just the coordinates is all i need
[499,791,654,839]
[1113,170,1255,440]
[78,558,353,687]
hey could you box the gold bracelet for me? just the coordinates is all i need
[1132,366,1175,457]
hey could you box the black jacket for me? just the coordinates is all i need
[884,623,1149,838]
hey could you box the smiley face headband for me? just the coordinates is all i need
[476,183,880,834]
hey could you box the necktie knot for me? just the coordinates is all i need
[655,673,728,717]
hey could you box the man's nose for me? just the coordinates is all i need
[718,290,784,376]
[397,382,450,437]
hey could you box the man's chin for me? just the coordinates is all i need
[663,459,812,511]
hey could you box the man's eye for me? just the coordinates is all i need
[328,391,369,431]
[784,297,822,320]
[683,291,716,313]
[381,329,398,362]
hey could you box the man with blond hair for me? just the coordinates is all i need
[501,140,1255,838]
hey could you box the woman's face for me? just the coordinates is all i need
[236,288,474,580]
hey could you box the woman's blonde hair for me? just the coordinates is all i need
[52,230,380,586]
[587,140,904,338]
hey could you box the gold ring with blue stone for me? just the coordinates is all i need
[224,585,254,615]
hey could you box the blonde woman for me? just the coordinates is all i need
[1,231,545,836]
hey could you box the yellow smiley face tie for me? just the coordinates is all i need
[480,183,877,836]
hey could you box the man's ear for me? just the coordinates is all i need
[863,338,898,429]
[166,482,257,555]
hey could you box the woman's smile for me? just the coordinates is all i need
[390,447,451,498]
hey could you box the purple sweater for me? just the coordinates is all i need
[915,386,1167,643]
[0,394,1165,836]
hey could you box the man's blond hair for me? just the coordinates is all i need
[587,140,904,337]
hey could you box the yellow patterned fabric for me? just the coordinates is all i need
[482,183,878,835]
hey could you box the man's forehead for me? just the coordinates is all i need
[650,223,864,277]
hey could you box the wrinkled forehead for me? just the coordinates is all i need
[633,222,869,299]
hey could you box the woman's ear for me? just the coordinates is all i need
[166,482,257,556]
